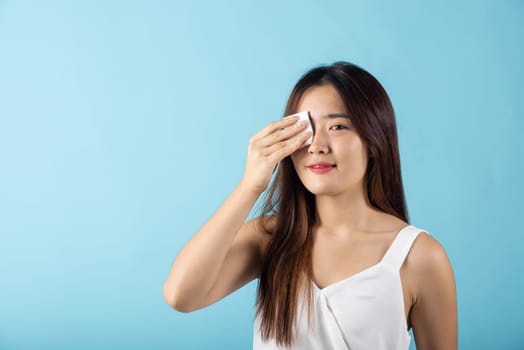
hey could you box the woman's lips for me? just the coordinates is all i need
[306,163,336,174]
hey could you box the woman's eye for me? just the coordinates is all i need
[329,124,348,131]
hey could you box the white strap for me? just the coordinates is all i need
[382,226,425,270]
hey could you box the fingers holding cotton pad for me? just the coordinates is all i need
[284,111,313,146]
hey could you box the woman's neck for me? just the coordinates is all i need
[314,190,384,236]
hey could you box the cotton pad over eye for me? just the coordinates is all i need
[284,111,313,146]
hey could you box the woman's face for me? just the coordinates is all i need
[291,84,368,197]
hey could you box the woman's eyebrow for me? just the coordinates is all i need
[322,113,351,119]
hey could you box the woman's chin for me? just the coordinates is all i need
[303,184,342,197]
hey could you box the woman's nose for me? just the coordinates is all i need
[307,129,329,154]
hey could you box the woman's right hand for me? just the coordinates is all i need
[241,116,312,194]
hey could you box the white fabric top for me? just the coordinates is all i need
[253,225,425,350]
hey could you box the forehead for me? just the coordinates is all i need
[296,84,348,118]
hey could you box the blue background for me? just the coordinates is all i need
[1,1,523,349]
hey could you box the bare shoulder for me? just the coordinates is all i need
[403,230,458,348]
[405,231,454,283]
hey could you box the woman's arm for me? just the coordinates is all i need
[162,116,311,312]
[409,233,458,349]
[162,182,262,312]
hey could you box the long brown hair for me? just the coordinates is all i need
[256,61,409,346]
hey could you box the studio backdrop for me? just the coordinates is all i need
[0,1,522,349]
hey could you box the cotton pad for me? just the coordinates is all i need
[284,111,313,146]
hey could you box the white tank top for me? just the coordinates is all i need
[253,225,424,350]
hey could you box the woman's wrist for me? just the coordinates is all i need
[237,178,266,198]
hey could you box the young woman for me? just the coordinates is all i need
[163,62,458,349]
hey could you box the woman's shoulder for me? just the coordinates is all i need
[409,229,450,271]
[405,228,455,297]
[404,228,458,345]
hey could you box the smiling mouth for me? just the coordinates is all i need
[308,165,335,169]
[306,163,336,169]
[306,163,336,173]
